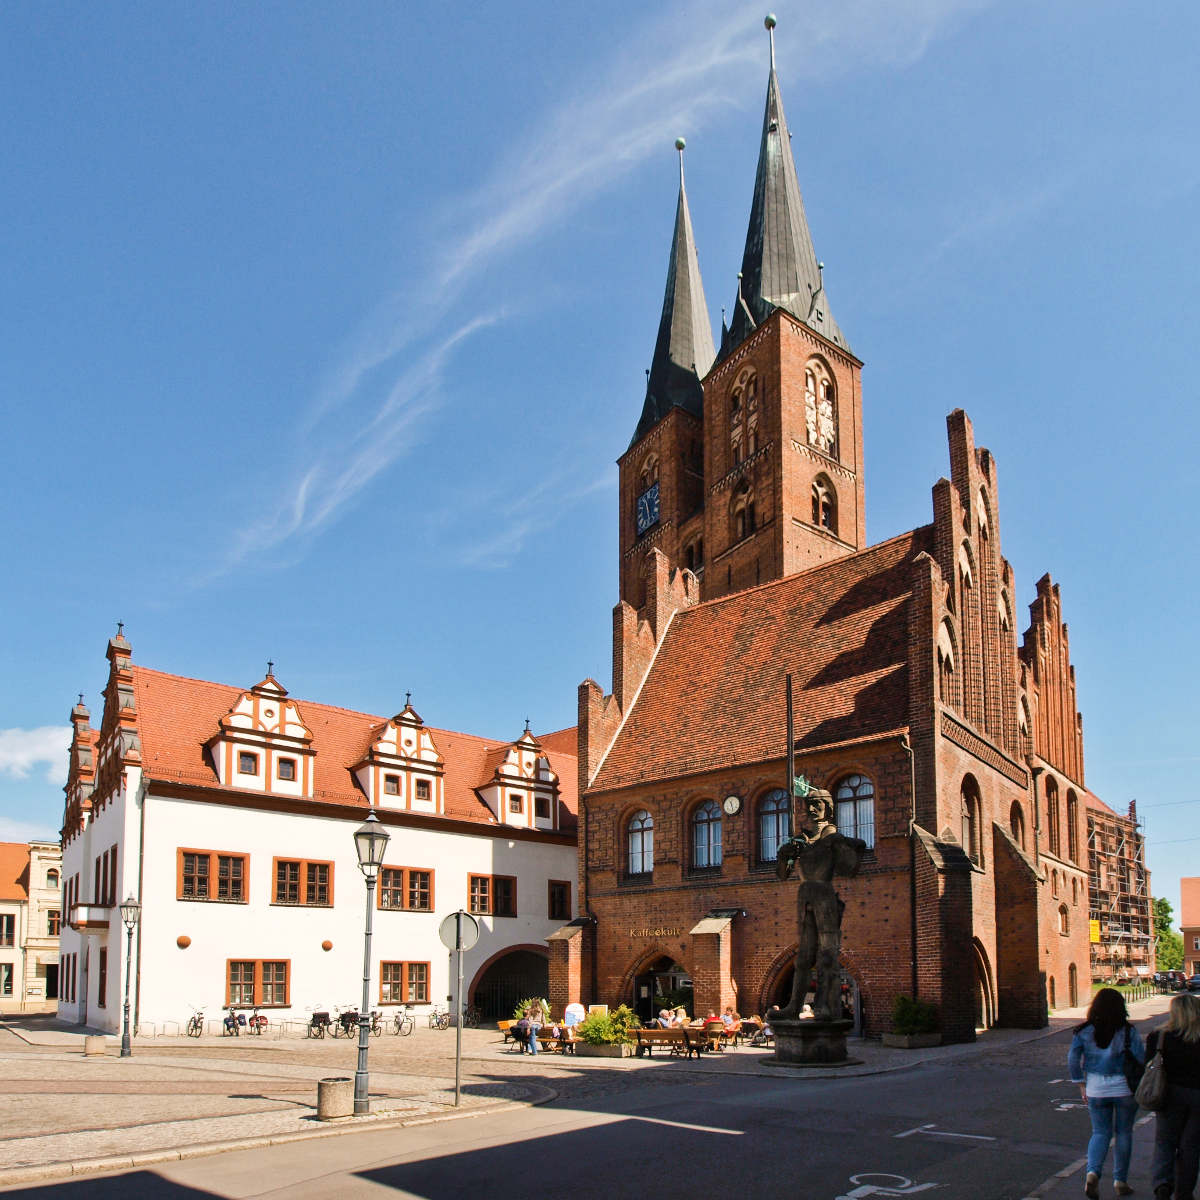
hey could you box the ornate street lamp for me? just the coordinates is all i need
[352,810,389,1115]
[119,896,141,1058]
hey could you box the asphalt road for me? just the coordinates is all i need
[0,1020,1145,1200]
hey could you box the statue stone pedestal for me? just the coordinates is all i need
[771,1017,855,1066]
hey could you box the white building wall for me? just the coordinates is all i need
[123,790,575,1033]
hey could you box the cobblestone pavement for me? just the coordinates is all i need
[0,994,1171,1186]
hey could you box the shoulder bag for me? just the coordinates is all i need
[1122,1025,1146,1093]
[1135,1032,1168,1111]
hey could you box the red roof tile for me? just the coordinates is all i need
[131,668,577,830]
[590,529,931,792]
[0,842,31,901]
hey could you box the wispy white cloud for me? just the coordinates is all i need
[0,727,70,785]
[220,0,994,579]
[0,815,60,844]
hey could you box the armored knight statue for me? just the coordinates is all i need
[769,785,866,1023]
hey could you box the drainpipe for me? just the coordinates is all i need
[900,734,919,1000]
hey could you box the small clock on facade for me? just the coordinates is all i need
[635,480,660,536]
[723,794,741,815]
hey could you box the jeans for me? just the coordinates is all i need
[1087,1095,1139,1182]
[527,1031,539,1056]
[1152,1083,1200,1197]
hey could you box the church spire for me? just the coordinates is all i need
[722,15,848,357]
[631,137,716,446]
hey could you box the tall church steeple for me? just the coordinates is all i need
[632,139,716,444]
[618,141,714,610]
[721,13,848,359]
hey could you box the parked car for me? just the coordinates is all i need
[1187,974,1200,993]
[1167,970,1187,989]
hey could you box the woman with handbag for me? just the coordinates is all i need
[1069,987,1146,1197]
[1147,993,1200,1200]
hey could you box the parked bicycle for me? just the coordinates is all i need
[393,1004,415,1036]
[462,1004,481,1028]
[307,1008,331,1039]
[429,1003,451,1030]
[369,1010,383,1037]
[222,1006,243,1037]
[246,1006,268,1035]
[186,1007,205,1038]
[332,1005,359,1038]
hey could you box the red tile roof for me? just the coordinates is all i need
[131,668,577,830]
[590,528,931,793]
[0,842,30,901]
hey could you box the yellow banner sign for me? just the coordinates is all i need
[1090,920,1101,944]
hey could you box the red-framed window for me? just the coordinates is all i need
[548,879,571,921]
[272,858,334,907]
[225,959,290,1007]
[380,961,429,1005]
[469,874,516,917]
[178,849,249,903]
[377,866,434,912]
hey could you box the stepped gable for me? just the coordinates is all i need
[131,667,577,829]
[0,843,31,901]
[591,527,931,792]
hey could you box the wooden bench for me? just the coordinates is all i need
[634,1027,686,1057]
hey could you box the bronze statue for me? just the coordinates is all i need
[770,786,866,1023]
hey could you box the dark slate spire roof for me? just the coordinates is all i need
[631,141,716,446]
[720,21,848,359]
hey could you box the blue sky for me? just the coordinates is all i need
[2,2,1196,923]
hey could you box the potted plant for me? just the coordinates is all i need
[882,995,941,1048]
[575,1004,640,1057]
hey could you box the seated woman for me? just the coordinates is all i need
[658,1008,674,1028]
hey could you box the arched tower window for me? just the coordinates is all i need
[691,800,723,870]
[758,788,790,863]
[1066,790,1079,863]
[1045,777,1060,857]
[835,774,875,849]
[804,362,837,456]
[730,369,757,466]
[811,476,837,533]
[638,454,659,492]
[937,621,957,708]
[627,811,654,876]
[1009,800,1026,850]
[731,480,756,542]
[961,775,982,865]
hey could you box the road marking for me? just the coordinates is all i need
[1050,1097,1086,1111]
[894,1122,995,1142]
[1021,1155,1087,1198]
[626,1115,744,1136]
[836,1172,942,1197]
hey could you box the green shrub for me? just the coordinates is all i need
[890,994,939,1035]
[511,997,550,1023]
[577,1004,641,1045]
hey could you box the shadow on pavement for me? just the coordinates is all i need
[0,1172,224,1199]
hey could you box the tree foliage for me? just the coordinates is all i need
[1153,897,1183,971]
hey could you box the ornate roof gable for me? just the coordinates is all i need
[476,727,561,831]
[352,700,445,814]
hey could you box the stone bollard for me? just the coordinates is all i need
[316,1076,354,1120]
[83,1035,108,1057]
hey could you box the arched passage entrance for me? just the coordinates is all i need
[760,950,862,1034]
[629,955,692,1024]
[971,939,996,1031]
[470,946,549,1020]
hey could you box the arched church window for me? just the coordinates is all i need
[1066,790,1079,862]
[1058,904,1070,935]
[627,810,654,876]
[732,482,755,542]
[691,800,722,870]
[758,789,790,863]
[835,774,875,849]
[805,361,837,456]
[961,775,982,865]
[638,454,659,492]
[1045,777,1060,857]
[47,868,60,889]
[812,477,837,533]
[1010,800,1026,850]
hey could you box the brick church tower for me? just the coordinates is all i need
[619,16,865,606]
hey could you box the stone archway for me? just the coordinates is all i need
[621,949,693,1023]
[469,945,549,1020]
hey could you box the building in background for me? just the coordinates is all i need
[0,839,62,1012]
[1085,798,1153,984]
[556,27,1105,1043]
[1182,878,1200,977]
[58,632,577,1035]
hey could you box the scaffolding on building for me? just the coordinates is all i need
[1087,799,1153,983]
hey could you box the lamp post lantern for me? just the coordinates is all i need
[119,895,141,1058]
[352,809,389,1115]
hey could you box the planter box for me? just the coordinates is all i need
[575,1042,634,1057]
[882,1032,942,1049]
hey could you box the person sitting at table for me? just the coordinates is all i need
[674,1006,689,1025]
[721,1006,740,1027]
[702,1011,723,1029]
[658,1008,674,1028]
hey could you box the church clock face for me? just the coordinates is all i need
[635,480,660,536]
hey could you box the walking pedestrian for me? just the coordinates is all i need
[1148,992,1200,1200]
[1069,987,1146,1198]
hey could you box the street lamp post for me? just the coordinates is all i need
[119,896,141,1058]
[352,809,390,1115]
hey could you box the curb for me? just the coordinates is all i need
[0,1083,559,1189]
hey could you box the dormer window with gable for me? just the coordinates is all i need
[477,729,561,831]
[208,670,315,800]
[353,701,445,813]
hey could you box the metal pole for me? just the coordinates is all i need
[354,876,375,1115]
[120,923,134,1058]
[454,911,464,1107]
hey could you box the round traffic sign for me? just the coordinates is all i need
[438,910,480,952]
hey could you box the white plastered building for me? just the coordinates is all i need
[58,632,578,1034]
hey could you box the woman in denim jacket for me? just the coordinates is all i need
[1069,988,1146,1198]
